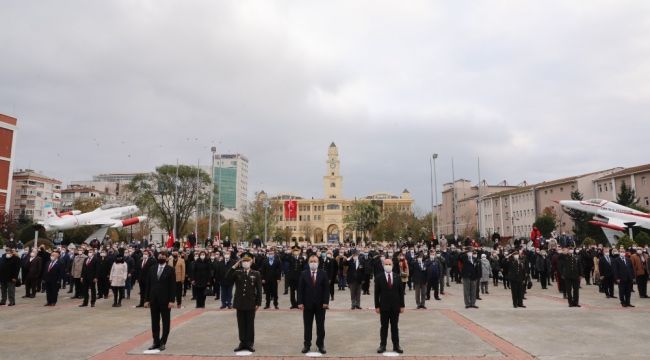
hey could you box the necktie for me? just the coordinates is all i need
[142,259,146,268]
[86,258,90,266]
[387,273,392,288]
[48,261,55,272]
[312,272,316,286]
[157,265,164,279]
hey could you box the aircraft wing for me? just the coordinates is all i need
[86,218,122,227]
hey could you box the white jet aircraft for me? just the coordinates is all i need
[39,203,147,232]
[559,199,650,245]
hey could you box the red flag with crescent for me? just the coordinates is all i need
[284,200,297,220]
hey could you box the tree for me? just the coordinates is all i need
[633,231,650,247]
[372,210,427,243]
[128,164,211,238]
[616,234,635,249]
[241,192,278,242]
[617,181,638,207]
[533,208,557,238]
[344,201,380,243]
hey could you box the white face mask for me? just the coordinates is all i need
[200,255,206,260]
[467,252,473,258]
[309,262,318,271]
[6,254,12,258]
[513,255,519,260]
[224,257,230,261]
[242,261,251,270]
[384,265,393,273]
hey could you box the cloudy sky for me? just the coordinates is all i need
[2,1,650,212]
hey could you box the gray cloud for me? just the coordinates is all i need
[2,1,649,210]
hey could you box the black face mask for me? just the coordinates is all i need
[158,258,167,264]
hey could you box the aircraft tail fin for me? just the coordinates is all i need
[43,204,60,221]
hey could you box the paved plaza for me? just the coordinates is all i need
[0,279,648,360]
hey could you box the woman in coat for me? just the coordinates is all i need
[480,254,491,294]
[109,255,128,307]
[191,250,211,308]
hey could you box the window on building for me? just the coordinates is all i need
[642,176,647,185]
[645,197,649,206]
[598,185,602,193]
[330,182,336,188]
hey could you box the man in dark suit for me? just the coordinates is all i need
[613,250,635,307]
[144,251,176,351]
[321,250,338,301]
[43,250,65,306]
[507,251,527,308]
[375,258,405,354]
[226,254,263,353]
[598,247,616,298]
[285,247,305,309]
[260,249,282,309]
[21,248,42,298]
[346,250,364,309]
[460,249,482,309]
[298,255,330,354]
[80,248,99,307]
[410,252,428,309]
[136,250,156,307]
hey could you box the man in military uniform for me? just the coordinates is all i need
[561,247,583,307]
[508,250,527,308]
[226,254,263,352]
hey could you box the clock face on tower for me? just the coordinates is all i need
[329,159,336,169]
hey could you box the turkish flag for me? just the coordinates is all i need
[284,200,297,220]
[166,232,175,249]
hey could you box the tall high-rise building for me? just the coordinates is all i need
[208,154,249,216]
[0,114,17,213]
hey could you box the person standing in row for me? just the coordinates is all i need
[226,254,262,353]
[598,247,616,298]
[375,258,404,354]
[144,251,176,352]
[461,249,481,309]
[261,249,282,309]
[22,248,42,299]
[508,251,527,308]
[71,248,86,299]
[191,250,211,308]
[613,249,635,308]
[169,249,185,309]
[346,250,364,310]
[0,248,20,306]
[298,255,329,354]
[110,255,128,307]
[136,250,156,308]
[43,250,64,306]
[561,249,582,308]
[80,248,99,307]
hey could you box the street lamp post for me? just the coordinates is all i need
[432,154,439,240]
[208,147,216,240]
[263,199,270,244]
[216,154,222,241]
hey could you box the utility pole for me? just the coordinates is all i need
[173,159,179,241]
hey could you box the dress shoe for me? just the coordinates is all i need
[435,297,441,300]
[393,347,404,354]
[274,305,279,309]
[158,344,166,351]
[421,306,427,309]
[22,295,29,299]
[91,303,95,307]
[627,304,635,307]
[264,305,270,309]
[79,304,88,307]
[148,344,159,350]
[471,305,479,309]
[476,297,482,300]
[318,347,326,354]
[227,306,233,309]
[302,346,310,354]
[377,346,386,353]
[8,303,15,306]
[234,345,245,352]
[574,304,581,307]
[519,305,526,308]
[43,303,50,306]
[135,304,144,308]
[220,305,227,309]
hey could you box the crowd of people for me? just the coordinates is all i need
[0,234,648,353]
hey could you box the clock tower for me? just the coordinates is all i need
[324,142,342,199]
